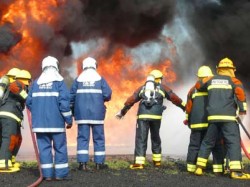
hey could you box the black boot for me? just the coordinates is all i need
[95,163,108,170]
[78,162,88,171]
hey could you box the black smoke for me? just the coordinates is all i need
[182,0,250,84]
[0,22,22,53]
[0,0,176,56]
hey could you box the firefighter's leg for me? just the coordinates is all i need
[222,122,250,179]
[36,133,54,179]
[211,130,224,175]
[77,124,90,164]
[186,130,205,173]
[53,132,70,179]
[92,124,107,170]
[195,123,219,175]
[130,120,149,169]
[11,125,22,168]
[150,120,161,167]
[0,123,2,149]
[0,118,19,172]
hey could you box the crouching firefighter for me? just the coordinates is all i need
[0,69,31,172]
[185,66,225,175]
[116,70,185,169]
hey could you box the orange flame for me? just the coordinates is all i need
[1,1,179,152]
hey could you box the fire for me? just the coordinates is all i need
[66,47,178,148]
[0,0,65,75]
[1,1,179,153]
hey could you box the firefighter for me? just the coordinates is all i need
[26,56,72,181]
[70,57,112,170]
[116,70,185,169]
[5,68,22,168]
[0,69,31,173]
[185,66,224,174]
[194,57,250,179]
[0,75,10,151]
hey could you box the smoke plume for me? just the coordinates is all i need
[182,0,250,85]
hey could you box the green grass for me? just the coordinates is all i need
[18,155,250,175]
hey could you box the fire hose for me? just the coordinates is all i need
[237,117,250,160]
[26,109,43,187]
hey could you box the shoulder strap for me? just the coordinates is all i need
[0,87,10,106]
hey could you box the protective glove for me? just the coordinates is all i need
[115,111,124,120]
[66,123,72,129]
[183,119,188,126]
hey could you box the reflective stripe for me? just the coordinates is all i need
[0,159,12,168]
[33,128,65,132]
[138,114,162,119]
[0,111,21,122]
[135,156,145,164]
[190,123,208,129]
[41,163,53,169]
[229,161,242,170]
[55,163,68,169]
[185,113,188,120]
[187,164,196,172]
[77,89,102,94]
[208,115,236,121]
[158,90,165,97]
[20,90,28,99]
[77,150,89,154]
[213,164,223,172]
[208,84,232,90]
[75,120,104,124]
[62,111,72,117]
[32,92,59,97]
[197,157,207,167]
[94,151,105,156]
[152,154,161,161]
[192,92,208,99]
[181,101,186,107]
[243,102,247,110]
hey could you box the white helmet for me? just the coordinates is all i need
[42,56,59,71]
[82,57,97,70]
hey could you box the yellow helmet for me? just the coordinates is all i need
[6,68,21,83]
[149,70,163,79]
[15,70,32,85]
[217,57,235,69]
[196,66,214,78]
[7,68,21,77]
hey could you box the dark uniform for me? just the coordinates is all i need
[120,81,185,167]
[185,85,224,173]
[0,80,27,170]
[195,74,246,173]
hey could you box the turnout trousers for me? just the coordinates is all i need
[0,118,18,168]
[77,124,105,164]
[36,132,69,178]
[11,125,22,159]
[134,119,161,165]
[187,129,224,173]
[197,122,242,172]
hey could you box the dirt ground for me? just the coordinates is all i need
[1,155,250,187]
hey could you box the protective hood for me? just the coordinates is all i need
[77,68,101,82]
[37,67,64,85]
[217,68,235,78]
